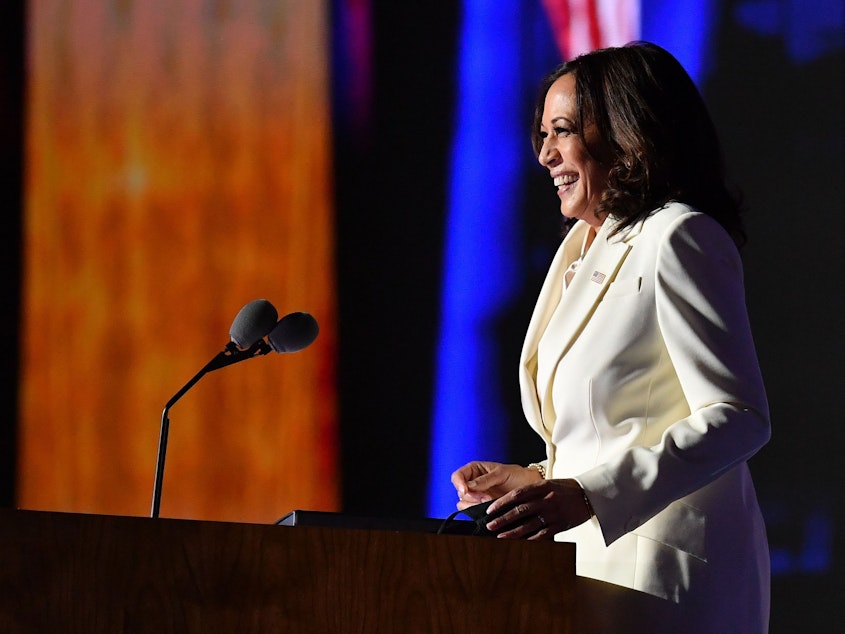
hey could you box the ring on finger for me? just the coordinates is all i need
[538,514,546,527]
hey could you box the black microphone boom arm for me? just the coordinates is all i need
[150,339,271,519]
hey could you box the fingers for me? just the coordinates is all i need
[485,500,538,532]
[485,484,545,516]
[452,462,494,509]
[451,461,489,494]
[486,503,552,539]
[481,478,593,539]
[484,481,561,537]
[450,468,471,496]
[464,470,502,492]
[451,461,509,498]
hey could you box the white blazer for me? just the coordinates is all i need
[519,203,771,632]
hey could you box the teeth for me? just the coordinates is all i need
[554,175,577,187]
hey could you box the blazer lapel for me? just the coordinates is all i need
[520,217,640,436]
[545,219,634,360]
[519,222,588,439]
[521,222,590,362]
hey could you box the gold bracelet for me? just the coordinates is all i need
[526,463,546,479]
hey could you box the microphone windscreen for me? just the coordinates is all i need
[229,299,279,348]
[268,312,319,353]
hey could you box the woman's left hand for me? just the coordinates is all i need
[484,478,593,540]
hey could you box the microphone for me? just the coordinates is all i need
[229,298,278,348]
[268,311,319,353]
[150,301,319,518]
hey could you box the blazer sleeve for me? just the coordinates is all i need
[576,212,771,545]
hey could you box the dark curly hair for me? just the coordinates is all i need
[531,42,746,247]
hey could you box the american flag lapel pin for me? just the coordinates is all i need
[590,270,606,285]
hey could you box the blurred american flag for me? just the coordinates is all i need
[541,0,639,59]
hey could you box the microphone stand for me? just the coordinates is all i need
[150,339,271,518]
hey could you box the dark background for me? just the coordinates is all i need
[2,2,842,631]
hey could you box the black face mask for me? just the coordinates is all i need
[437,500,503,537]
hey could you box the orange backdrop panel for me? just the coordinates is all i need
[20,0,338,522]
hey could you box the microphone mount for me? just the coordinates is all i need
[150,338,272,519]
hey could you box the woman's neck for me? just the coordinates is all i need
[583,225,598,254]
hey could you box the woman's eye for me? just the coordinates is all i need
[538,130,548,139]
[555,126,572,136]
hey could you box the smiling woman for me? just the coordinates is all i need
[19,0,338,522]
[452,42,771,632]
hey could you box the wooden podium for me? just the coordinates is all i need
[0,509,577,633]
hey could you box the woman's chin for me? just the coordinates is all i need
[560,204,602,226]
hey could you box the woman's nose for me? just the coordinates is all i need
[538,139,559,168]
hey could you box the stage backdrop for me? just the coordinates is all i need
[19,0,338,523]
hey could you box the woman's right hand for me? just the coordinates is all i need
[451,461,544,510]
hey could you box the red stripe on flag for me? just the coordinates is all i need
[542,0,572,60]
[586,0,603,51]
[541,0,638,61]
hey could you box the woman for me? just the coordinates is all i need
[451,42,770,631]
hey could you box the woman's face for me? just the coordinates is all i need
[537,73,609,227]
